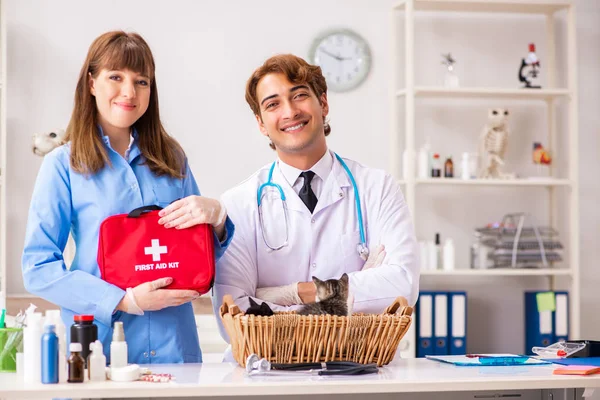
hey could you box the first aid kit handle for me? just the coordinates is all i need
[384,297,412,316]
[128,205,163,218]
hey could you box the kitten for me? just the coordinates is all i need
[245,298,274,316]
[297,273,351,316]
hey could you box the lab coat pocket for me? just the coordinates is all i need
[336,229,363,272]
[152,184,183,208]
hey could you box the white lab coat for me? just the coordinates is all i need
[212,150,420,343]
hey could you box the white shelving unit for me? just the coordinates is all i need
[391,0,579,356]
[0,0,6,311]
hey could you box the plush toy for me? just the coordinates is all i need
[32,129,65,156]
[477,109,515,179]
[31,128,75,267]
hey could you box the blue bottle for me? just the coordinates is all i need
[41,324,59,384]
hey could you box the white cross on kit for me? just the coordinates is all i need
[144,239,168,261]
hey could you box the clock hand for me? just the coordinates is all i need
[319,48,348,62]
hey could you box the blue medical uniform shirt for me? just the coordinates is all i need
[21,130,234,364]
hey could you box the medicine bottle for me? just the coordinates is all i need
[70,315,97,367]
[444,157,454,178]
[67,342,85,383]
[431,154,441,178]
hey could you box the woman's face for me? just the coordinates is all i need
[89,68,151,135]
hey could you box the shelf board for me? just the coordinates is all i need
[416,178,571,186]
[393,0,571,14]
[396,87,570,100]
[422,268,572,276]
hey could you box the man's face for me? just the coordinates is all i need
[255,73,329,155]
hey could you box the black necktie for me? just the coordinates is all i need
[299,171,318,213]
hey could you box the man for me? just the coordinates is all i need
[213,54,419,340]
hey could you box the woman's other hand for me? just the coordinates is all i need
[157,195,227,239]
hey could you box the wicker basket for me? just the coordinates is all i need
[219,295,413,367]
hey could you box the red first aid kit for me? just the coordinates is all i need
[97,205,215,293]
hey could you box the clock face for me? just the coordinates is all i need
[309,29,371,92]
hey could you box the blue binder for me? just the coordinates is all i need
[524,291,554,355]
[553,291,569,343]
[433,292,449,355]
[416,292,435,357]
[447,291,467,355]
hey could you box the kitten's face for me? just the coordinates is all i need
[312,273,349,302]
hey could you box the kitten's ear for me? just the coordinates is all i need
[340,273,349,284]
[312,276,322,284]
[249,298,258,307]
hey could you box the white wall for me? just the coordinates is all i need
[5,0,600,349]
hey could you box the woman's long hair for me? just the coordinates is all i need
[65,31,184,178]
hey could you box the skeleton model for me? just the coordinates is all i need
[32,128,76,268]
[478,109,515,179]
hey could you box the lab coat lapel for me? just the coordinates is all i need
[313,154,352,215]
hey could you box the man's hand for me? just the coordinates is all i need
[116,277,200,315]
[362,244,386,270]
[297,281,316,304]
[255,283,303,307]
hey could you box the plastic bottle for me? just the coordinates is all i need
[431,154,441,178]
[67,343,85,383]
[44,310,67,383]
[88,340,107,381]
[417,140,431,179]
[444,157,454,178]
[110,321,128,369]
[443,239,455,271]
[428,234,441,270]
[41,325,58,384]
[435,233,442,269]
[23,311,43,384]
[460,153,469,180]
[70,315,97,367]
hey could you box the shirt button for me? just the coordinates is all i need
[338,192,343,198]
[312,263,316,269]
[143,352,149,358]
[150,350,156,357]
[131,183,138,190]
[311,219,316,223]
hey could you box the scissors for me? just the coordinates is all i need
[245,354,378,376]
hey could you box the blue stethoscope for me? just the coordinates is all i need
[257,153,369,260]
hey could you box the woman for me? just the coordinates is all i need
[21,31,234,364]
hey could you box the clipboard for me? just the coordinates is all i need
[426,354,551,366]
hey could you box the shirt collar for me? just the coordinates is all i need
[97,124,139,161]
[278,149,333,187]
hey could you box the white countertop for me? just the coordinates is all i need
[1,358,599,399]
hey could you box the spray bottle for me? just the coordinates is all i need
[23,309,43,384]
[110,321,128,369]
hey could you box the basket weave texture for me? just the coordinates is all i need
[219,295,413,367]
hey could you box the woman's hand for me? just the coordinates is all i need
[158,195,227,239]
[116,277,200,315]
